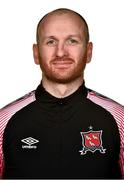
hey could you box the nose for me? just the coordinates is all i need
[56,42,68,58]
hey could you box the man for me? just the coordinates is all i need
[0,8,124,179]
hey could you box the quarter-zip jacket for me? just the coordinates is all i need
[0,82,124,179]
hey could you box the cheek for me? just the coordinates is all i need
[69,47,86,60]
[40,47,56,60]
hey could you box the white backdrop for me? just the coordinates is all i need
[0,0,124,108]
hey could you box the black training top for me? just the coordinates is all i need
[2,82,121,179]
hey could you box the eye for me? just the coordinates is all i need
[46,39,57,46]
[67,39,79,45]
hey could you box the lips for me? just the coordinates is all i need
[53,61,73,69]
[51,58,74,69]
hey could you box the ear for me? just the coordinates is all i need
[86,42,93,63]
[32,44,40,65]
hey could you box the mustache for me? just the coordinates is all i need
[51,57,74,63]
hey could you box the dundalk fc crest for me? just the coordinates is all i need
[79,126,106,155]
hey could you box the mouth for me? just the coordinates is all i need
[52,59,74,69]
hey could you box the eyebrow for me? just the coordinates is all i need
[68,34,82,38]
[42,34,82,40]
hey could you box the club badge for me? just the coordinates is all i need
[79,126,106,155]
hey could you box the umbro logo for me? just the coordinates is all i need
[21,137,39,149]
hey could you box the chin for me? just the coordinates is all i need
[45,74,82,84]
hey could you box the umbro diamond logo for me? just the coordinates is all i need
[21,137,39,149]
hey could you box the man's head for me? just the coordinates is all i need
[36,8,90,44]
[33,8,93,84]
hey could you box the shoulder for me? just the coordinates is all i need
[87,89,124,135]
[0,90,36,131]
[0,90,36,177]
[87,89,124,115]
[0,91,35,178]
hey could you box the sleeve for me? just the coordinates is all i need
[0,143,4,178]
[119,113,124,179]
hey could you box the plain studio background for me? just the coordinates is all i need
[0,0,124,108]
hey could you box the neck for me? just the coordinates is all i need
[42,76,84,98]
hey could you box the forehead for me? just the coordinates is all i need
[38,13,85,37]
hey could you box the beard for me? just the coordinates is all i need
[39,56,87,84]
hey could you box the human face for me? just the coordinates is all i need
[33,13,92,84]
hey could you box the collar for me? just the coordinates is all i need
[35,81,88,106]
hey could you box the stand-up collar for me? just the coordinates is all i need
[35,81,88,106]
